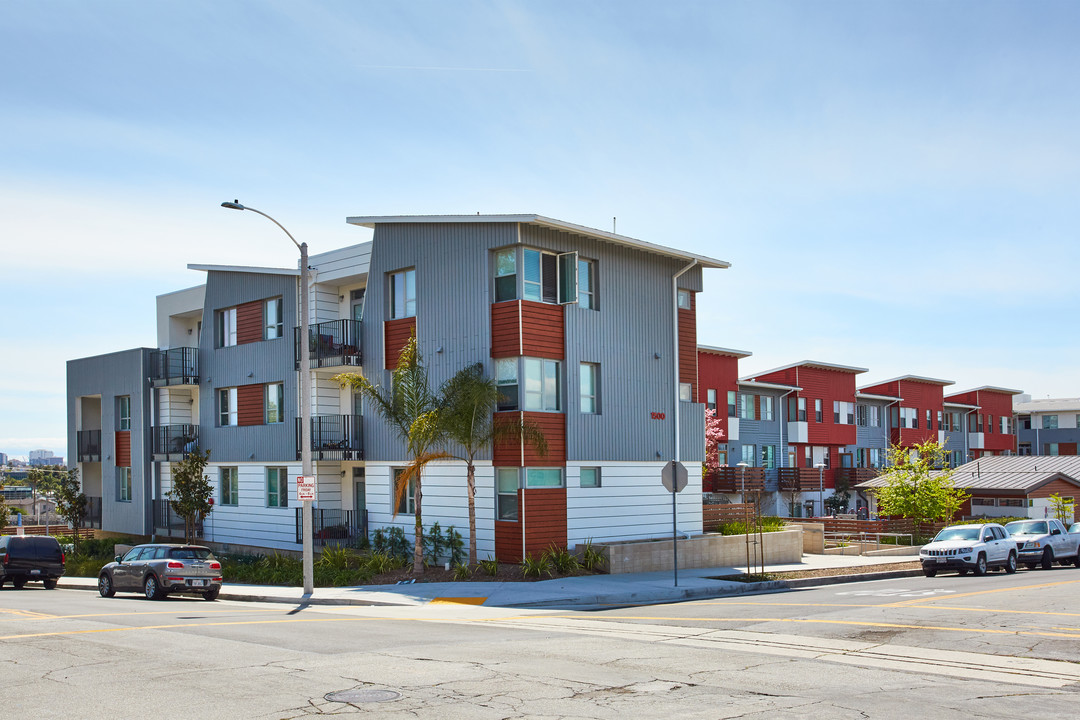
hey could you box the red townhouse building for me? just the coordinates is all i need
[944,386,1022,458]
[858,375,954,448]
[696,345,751,465]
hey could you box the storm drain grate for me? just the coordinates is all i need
[325,689,401,704]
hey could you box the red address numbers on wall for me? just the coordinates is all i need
[650,412,666,420]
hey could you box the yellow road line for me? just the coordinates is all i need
[430,597,487,605]
[0,607,284,623]
[884,578,1080,607]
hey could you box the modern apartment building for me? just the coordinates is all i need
[1015,395,1080,456]
[67,214,726,559]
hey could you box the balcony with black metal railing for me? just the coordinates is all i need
[150,347,199,386]
[152,424,199,461]
[294,319,362,370]
[77,429,102,462]
[296,414,363,461]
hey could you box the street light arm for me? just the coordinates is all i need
[220,200,302,252]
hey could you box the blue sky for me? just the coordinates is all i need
[2,1,1077,458]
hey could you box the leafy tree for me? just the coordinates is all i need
[440,362,548,566]
[336,336,449,574]
[168,447,214,543]
[1049,493,1074,525]
[875,440,969,540]
[0,495,9,530]
[54,466,87,551]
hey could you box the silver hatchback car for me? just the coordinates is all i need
[98,544,222,601]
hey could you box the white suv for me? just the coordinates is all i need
[919,523,1017,577]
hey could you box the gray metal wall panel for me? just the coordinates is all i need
[855,400,891,449]
[66,348,153,535]
[199,271,299,463]
[733,388,789,463]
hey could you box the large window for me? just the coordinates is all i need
[118,396,131,431]
[220,467,239,506]
[216,307,237,347]
[523,249,556,303]
[525,467,563,488]
[265,382,284,424]
[761,396,774,422]
[856,404,868,427]
[117,467,131,502]
[524,358,560,411]
[899,407,917,429]
[727,391,737,418]
[267,467,288,508]
[393,468,415,515]
[741,444,757,466]
[218,388,238,426]
[833,401,854,425]
[494,249,517,302]
[739,394,756,420]
[761,445,776,469]
[496,358,519,411]
[496,468,519,520]
[788,397,807,422]
[578,258,596,309]
[580,363,599,414]
[870,406,881,427]
[389,268,416,319]
[1043,415,1059,430]
[264,297,283,340]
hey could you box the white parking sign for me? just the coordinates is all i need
[296,475,316,502]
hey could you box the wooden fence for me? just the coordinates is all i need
[702,503,756,532]
[1,524,97,540]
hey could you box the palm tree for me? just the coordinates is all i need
[441,363,548,566]
[335,336,448,574]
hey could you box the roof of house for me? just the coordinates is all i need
[746,360,869,378]
[187,263,299,277]
[947,386,1025,398]
[345,214,731,269]
[855,455,1080,494]
[855,391,902,402]
[698,345,752,358]
[859,374,954,389]
[1014,397,1080,414]
[943,400,980,409]
[738,379,803,392]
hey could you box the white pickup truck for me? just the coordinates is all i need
[1004,519,1080,570]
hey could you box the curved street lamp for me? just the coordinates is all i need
[221,201,314,596]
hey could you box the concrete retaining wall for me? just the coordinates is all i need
[597,527,803,574]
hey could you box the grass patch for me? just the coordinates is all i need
[716,516,787,536]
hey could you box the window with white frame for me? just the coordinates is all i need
[937,410,943,431]
[899,407,917,429]
[870,405,881,427]
[524,249,567,304]
[524,358,561,411]
[118,396,131,431]
[856,404,868,427]
[393,468,416,514]
[216,307,237,347]
[971,497,997,507]
[494,248,517,302]
[926,409,933,430]
[677,289,692,310]
[578,258,596,309]
[264,297,283,339]
[579,467,601,488]
[580,363,599,414]
[833,401,854,425]
[1043,415,1058,430]
[679,383,692,403]
[951,450,964,466]
[788,397,807,422]
[495,358,519,411]
[389,268,416,319]
[218,388,238,426]
[727,391,737,418]
[265,382,284,424]
[220,467,239,506]
[741,444,757,466]
[117,467,131,502]
[1045,443,1060,456]
[814,399,822,423]
[496,468,519,520]
[739,394,756,420]
[525,467,563,488]
[1000,416,1010,434]
[761,445,776,468]
[762,396,774,421]
[706,389,717,411]
[267,467,288,508]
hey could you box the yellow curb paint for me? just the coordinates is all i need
[430,597,487,605]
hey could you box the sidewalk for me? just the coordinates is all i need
[56,553,921,609]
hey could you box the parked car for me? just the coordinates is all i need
[98,543,222,601]
[0,535,65,589]
[919,523,1017,577]
[1004,519,1080,570]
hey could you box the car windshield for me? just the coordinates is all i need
[933,527,981,542]
[1005,521,1048,535]
[168,547,214,560]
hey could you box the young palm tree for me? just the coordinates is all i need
[335,336,448,574]
[441,363,548,566]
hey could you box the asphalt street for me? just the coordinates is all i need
[3,567,1080,719]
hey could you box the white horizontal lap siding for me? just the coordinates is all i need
[312,463,342,508]
[204,463,302,550]
[566,462,703,545]
[313,378,341,415]
[310,243,372,283]
[160,463,172,495]
[313,286,338,324]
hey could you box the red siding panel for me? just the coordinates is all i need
[237,384,264,426]
[236,300,264,345]
[491,411,565,466]
[494,488,568,562]
[490,301,522,358]
[384,317,417,369]
[115,431,130,467]
[896,380,946,447]
[697,350,740,443]
[520,301,564,360]
[678,295,697,398]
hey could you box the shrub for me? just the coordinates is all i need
[452,563,472,581]
[521,553,552,578]
[478,558,499,576]
[578,540,607,572]
[542,545,580,574]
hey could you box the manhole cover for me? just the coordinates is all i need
[325,689,401,704]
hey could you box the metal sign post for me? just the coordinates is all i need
[661,460,688,586]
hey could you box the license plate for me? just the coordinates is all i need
[30,569,40,574]
[190,579,205,587]
[936,558,946,564]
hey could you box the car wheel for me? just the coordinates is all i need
[923,567,937,577]
[202,587,220,601]
[1005,552,1017,574]
[98,573,115,598]
[973,554,987,576]
[13,578,26,589]
[143,574,164,601]
[1073,554,1080,568]
[1041,548,1055,570]
[42,578,57,590]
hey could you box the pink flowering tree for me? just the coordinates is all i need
[704,408,725,474]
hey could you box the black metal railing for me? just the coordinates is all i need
[84,496,102,529]
[77,429,101,462]
[296,508,368,546]
[152,424,199,461]
[294,319,362,369]
[153,498,203,539]
[150,347,199,386]
[296,415,363,461]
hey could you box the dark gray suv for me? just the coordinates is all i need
[0,535,66,589]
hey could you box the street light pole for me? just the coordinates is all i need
[221,201,314,596]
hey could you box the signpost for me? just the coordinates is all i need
[661,460,688,586]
